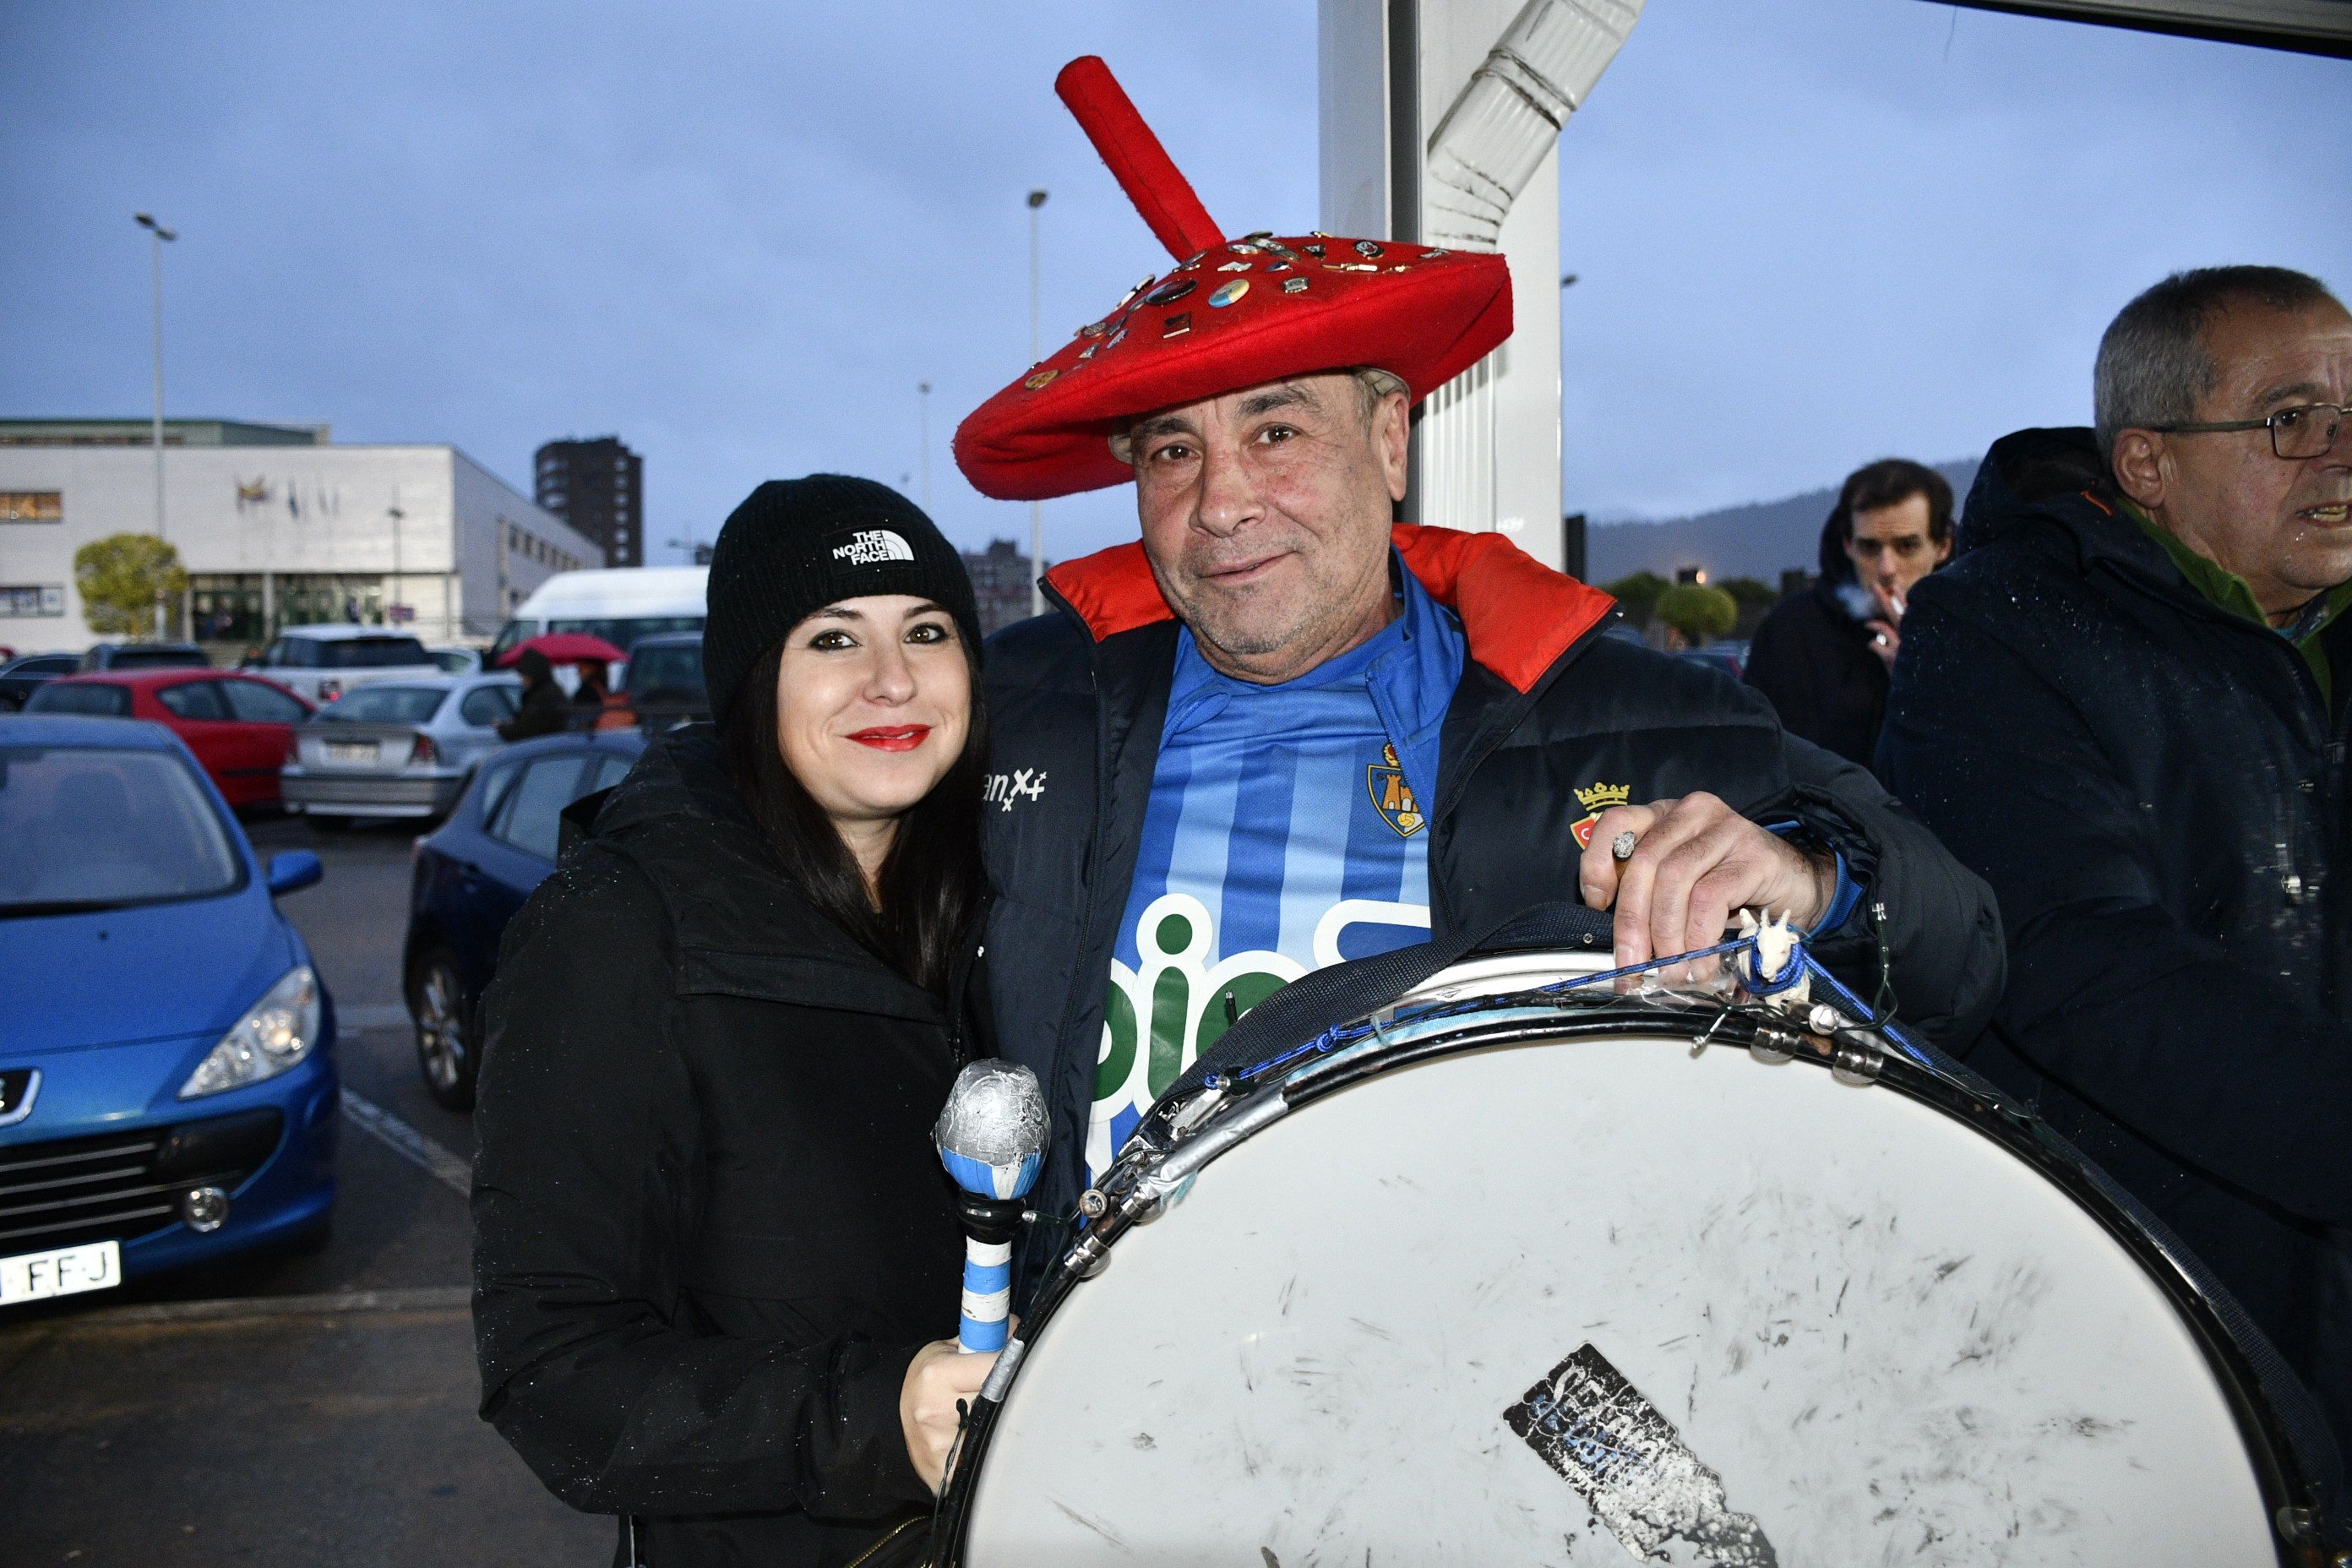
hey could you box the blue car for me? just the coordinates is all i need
[0,715,336,1309]
[403,728,644,1109]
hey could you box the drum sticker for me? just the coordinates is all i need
[1505,1343,1778,1567]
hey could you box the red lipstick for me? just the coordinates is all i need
[847,725,931,752]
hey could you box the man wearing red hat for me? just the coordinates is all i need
[960,60,2002,1235]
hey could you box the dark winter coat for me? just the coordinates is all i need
[1744,518,1890,768]
[472,727,975,1568]
[498,676,569,742]
[981,525,2006,1288]
[1879,427,2352,1443]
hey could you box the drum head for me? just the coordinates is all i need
[963,1026,2279,1565]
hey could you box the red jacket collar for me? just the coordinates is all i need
[1043,523,1615,694]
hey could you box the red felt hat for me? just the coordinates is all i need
[954,57,1513,503]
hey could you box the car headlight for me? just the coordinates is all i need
[179,966,323,1099]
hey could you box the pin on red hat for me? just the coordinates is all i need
[954,57,1514,503]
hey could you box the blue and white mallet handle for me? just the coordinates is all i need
[935,1060,1047,1354]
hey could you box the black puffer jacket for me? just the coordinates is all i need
[498,676,569,742]
[472,728,974,1568]
[1744,515,1891,768]
[981,525,2006,1288]
[1880,427,2352,1444]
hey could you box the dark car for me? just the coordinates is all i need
[0,652,80,711]
[401,728,645,1108]
[622,630,708,732]
[79,643,213,672]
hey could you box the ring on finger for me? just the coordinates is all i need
[1611,830,1637,862]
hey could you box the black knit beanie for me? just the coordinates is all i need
[701,475,982,728]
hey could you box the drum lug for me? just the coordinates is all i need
[1078,1187,1109,1219]
[2272,1502,2322,1548]
[1749,1021,1800,1064]
[1832,1038,1884,1086]
[1064,1230,1113,1279]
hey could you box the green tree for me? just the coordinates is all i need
[1652,582,1739,643]
[74,534,187,639]
[1602,571,1670,621]
[1718,577,1778,611]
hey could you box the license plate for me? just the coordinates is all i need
[324,742,376,764]
[0,1239,122,1306]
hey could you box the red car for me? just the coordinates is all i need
[22,668,316,808]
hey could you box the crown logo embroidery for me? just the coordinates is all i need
[1573,781,1631,814]
[1569,780,1630,849]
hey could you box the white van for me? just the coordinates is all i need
[488,567,709,672]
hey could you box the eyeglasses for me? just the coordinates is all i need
[2148,402,2347,460]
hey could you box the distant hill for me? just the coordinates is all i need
[1586,458,1979,587]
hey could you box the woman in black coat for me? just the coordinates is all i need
[473,476,998,1567]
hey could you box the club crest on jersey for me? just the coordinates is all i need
[1570,781,1631,849]
[1366,742,1424,837]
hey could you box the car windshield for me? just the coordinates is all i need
[109,647,210,670]
[0,746,242,915]
[627,643,705,699]
[319,686,447,724]
[313,636,432,669]
[25,682,132,717]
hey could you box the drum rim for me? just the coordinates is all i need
[936,999,2323,1565]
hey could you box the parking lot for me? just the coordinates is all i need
[0,815,611,1567]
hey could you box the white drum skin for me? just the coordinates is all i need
[961,1023,2277,1565]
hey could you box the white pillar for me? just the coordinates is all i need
[1318,0,1641,574]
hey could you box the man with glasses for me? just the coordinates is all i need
[1881,265,2352,1451]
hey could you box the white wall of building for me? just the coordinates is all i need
[0,444,594,652]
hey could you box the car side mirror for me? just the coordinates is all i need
[265,850,324,896]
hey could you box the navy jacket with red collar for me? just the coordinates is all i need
[980,524,2004,1272]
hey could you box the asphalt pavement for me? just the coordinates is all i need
[1,813,612,1567]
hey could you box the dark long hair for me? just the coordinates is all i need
[719,633,989,997]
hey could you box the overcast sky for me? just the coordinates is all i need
[3,1,2344,564]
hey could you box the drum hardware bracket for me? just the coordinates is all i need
[1077,1187,1108,1219]
[1749,1020,1802,1064]
[1831,1036,1885,1086]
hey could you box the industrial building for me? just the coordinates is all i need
[0,418,595,655]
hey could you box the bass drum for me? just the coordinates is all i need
[941,953,2332,1566]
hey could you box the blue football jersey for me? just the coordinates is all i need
[1089,566,1465,1176]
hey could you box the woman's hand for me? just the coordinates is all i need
[901,1338,998,1494]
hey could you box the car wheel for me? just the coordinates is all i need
[410,950,478,1110]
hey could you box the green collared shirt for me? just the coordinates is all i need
[2125,499,2352,710]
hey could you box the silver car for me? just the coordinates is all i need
[280,674,520,820]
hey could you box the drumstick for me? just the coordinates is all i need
[935,1060,1048,1353]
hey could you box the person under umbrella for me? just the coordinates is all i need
[495,647,569,743]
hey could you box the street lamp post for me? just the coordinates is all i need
[917,381,933,514]
[1026,188,1048,618]
[387,504,406,628]
[134,212,177,640]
